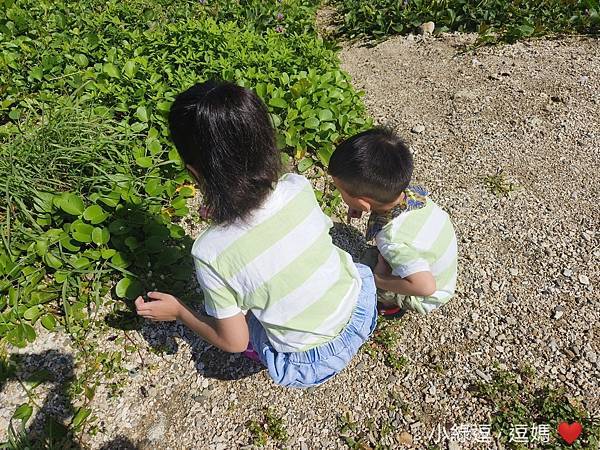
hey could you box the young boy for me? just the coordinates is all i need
[329,128,457,315]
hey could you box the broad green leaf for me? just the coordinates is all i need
[30,291,58,304]
[157,101,171,112]
[304,117,320,129]
[74,54,89,67]
[22,323,36,342]
[103,63,119,78]
[318,109,333,121]
[171,196,187,209]
[115,277,142,299]
[35,239,48,257]
[130,122,147,133]
[83,205,108,224]
[99,195,120,208]
[33,192,55,213]
[124,236,139,250]
[9,109,21,120]
[101,248,117,259]
[12,404,33,422]
[135,156,153,168]
[111,252,131,269]
[269,97,288,108]
[320,122,336,132]
[70,257,91,270]
[41,314,57,331]
[91,227,110,245]
[297,158,313,173]
[59,194,85,216]
[109,219,128,235]
[147,139,162,155]
[124,60,137,78]
[135,106,148,122]
[72,407,92,428]
[44,252,63,269]
[55,271,69,283]
[71,222,94,243]
[9,286,19,305]
[178,186,195,198]
[23,305,43,321]
[144,178,163,196]
[173,207,189,217]
[169,224,186,239]
[30,66,43,81]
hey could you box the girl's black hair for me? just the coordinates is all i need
[169,81,281,224]
[328,127,413,204]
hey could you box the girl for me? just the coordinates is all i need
[135,81,377,388]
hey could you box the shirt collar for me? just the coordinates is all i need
[365,185,429,241]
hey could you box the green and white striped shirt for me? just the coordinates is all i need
[376,198,457,313]
[192,174,361,352]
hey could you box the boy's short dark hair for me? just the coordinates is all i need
[169,81,281,224]
[328,128,413,204]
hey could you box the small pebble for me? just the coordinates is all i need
[411,124,425,134]
[553,306,565,320]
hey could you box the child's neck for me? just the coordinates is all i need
[372,192,407,215]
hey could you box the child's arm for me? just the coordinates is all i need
[135,292,249,353]
[373,254,436,297]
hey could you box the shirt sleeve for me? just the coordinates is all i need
[194,259,241,319]
[379,242,431,278]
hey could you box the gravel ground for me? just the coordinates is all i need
[2,33,599,449]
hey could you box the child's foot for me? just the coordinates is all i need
[242,343,261,363]
[377,302,406,318]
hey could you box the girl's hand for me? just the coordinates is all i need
[347,207,363,220]
[374,253,392,277]
[135,291,184,322]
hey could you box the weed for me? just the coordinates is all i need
[473,369,600,448]
[483,168,516,196]
[367,321,409,372]
[338,407,396,449]
[247,408,288,447]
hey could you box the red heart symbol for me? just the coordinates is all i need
[557,422,582,445]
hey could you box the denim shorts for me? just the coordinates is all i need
[247,263,378,388]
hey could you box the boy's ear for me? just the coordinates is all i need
[355,197,372,212]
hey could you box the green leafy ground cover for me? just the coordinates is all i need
[332,0,600,44]
[0,0,372,345]
[1,0,371,442]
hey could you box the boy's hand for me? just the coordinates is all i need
[347,207,363,220]
[374,253,392,276]
[135,292,184,321]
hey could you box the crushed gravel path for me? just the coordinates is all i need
[1,33,599,449]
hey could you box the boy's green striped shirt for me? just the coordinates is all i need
[192,174,361,352]
[376,198,457,314]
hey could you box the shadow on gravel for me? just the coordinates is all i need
[0,350,141,449]
[330,221,369,261]
[98,435,139,449]
[182,331,265,382]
